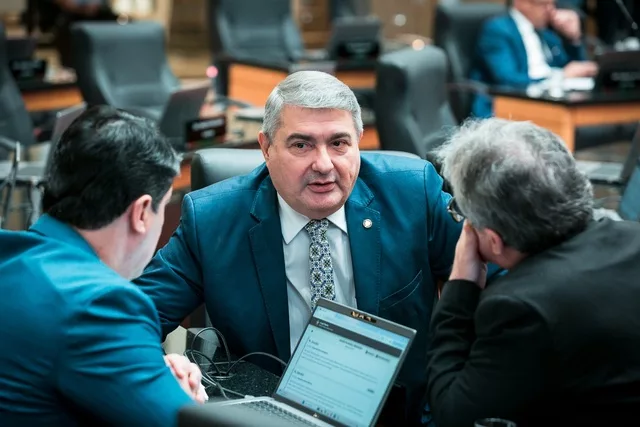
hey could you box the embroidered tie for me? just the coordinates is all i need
[304,218,336,309]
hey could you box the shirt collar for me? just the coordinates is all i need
[29,214,98,257]
[277,194,348,244]
[510,8,535,32]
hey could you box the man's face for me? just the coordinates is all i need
[517,0,556,28]
[259,106,361,219]
[128,188,172,279]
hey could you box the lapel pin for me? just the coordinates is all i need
[362,219,372,229]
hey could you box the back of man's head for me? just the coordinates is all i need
[437,118,593,255]
[43,105,181,230]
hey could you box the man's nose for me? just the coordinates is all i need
[312,146,334,174]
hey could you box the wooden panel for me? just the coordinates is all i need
[229,63,376,107]
[493,96,576,151]
[572,103,640,127]
[229,64,289,107]
[22,86,84,112]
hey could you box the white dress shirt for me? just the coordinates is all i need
[277,195,357,353]
[510,8,554,80]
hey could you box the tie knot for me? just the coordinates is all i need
[305,218,329,239]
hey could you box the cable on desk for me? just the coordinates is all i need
[185,348,223,376]
[226,351,287,375]
[189,326,232,371]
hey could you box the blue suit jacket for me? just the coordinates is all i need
[0,215,193,427]
[135,153,463,424]
[470,14,586,118]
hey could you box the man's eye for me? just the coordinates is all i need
[332,140,347,146]
[294,142,307,149]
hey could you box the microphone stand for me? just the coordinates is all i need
[615,0,640,40]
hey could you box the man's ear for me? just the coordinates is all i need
[485,228,505,257]
[258,131,271,161]
[129,194,153,235]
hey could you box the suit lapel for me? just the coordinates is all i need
[506,15,530,73]
[249,176,291,362]
[345,178,381,315]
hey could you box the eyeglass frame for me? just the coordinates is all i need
[446,197,466,223]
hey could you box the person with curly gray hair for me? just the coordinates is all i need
[426,118,640,427]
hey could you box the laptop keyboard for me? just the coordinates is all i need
[246,400,319,426]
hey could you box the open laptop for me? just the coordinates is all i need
[186,299,416,427]
[158,83,210,145]
[576,123,640,185]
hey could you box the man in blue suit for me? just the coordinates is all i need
[0,106,205,426]
[135,71,463,425]
[470,0,598,118]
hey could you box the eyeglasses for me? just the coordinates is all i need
[447,197,466,223]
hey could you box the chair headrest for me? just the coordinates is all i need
[190,148,421,190]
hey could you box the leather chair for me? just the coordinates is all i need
[374,46,457,163]
[207,0,304,96]
[207,0,304,62]
[330,0,370,19]
[191,148,420,191]
[0,22,40,161]
[434,1,506,122]
[71,21,180,121]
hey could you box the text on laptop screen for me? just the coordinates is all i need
[619,162,640,221]
[275,306,410,427]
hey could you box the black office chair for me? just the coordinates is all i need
[434,1,506,123]
[71,21,180,121]
[330,0,371,19]
[0,137,19,230]
[207,0,305,96]
[0,22,45,162]
[375,46,457,164]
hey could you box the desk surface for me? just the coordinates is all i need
[491,86,640,106]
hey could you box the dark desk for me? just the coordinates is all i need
[18,76,83,112]
[491,86,640,152]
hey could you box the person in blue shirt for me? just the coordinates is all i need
[134,70,464,426]
[470,0,598,118]
[0,105,205,427]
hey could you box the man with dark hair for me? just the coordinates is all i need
[426,118,640,427]
[0,105,205,426]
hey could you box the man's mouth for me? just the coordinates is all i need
[308,181,336,193]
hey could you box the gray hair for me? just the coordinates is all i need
[262,71,363,141]
[436,118,594,254]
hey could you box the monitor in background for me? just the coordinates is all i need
[594,50,640,91]
[326,16,382,61]
[158,83,210,145]
[6,37,36,63]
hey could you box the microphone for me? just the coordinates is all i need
[615,0,640,39]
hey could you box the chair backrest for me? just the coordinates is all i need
[71,21,179,116]
[0,138,20,229]
[374,46,457,160]
[0,22,37,160]
[207,0,304,62]
[434,1,505,121]
[190,148,420,190]
[330,0,371,19]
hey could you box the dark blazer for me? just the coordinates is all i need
[0,215,194,427]
[135,153,463,424]
[426,218,640,427]
[469,14,586,118]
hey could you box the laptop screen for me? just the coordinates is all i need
[274,301,414,427]
[619,160,640,221]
